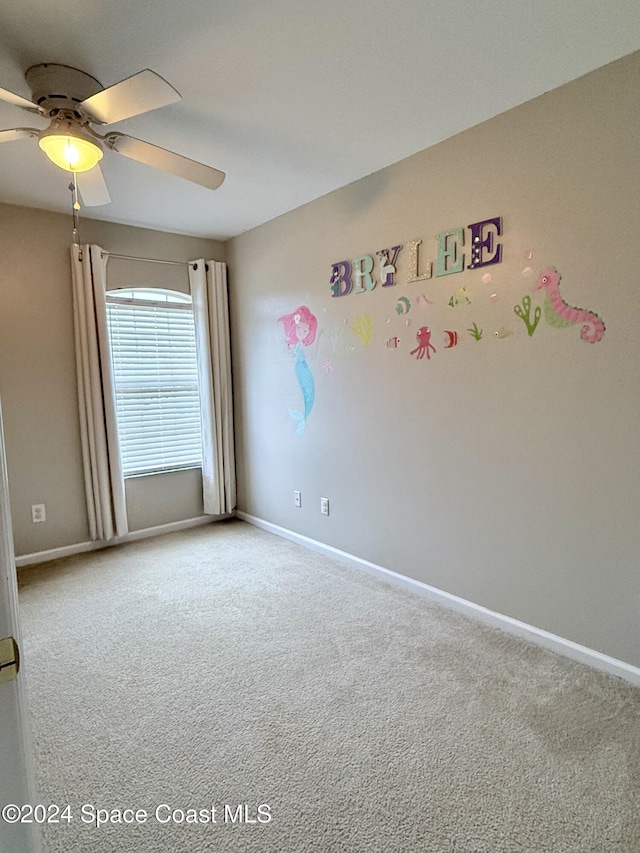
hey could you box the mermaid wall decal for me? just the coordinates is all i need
[279,306,318,434]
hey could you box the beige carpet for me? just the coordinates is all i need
[17,519,640,852]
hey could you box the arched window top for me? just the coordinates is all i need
[106,287,192,308]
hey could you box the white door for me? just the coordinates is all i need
[0,401,40,853]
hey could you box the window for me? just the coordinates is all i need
[105,287,202,477]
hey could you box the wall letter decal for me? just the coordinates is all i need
[377,245,403,287]
[352,255,376,293]
[467,217,503,269]
[435,229,465,277]
[406,240,432,283]
[330,261,352,297]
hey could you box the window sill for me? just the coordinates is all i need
[124,465,202,480]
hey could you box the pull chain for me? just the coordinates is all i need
[69,174,81,242]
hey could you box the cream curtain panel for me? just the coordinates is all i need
[189,260,236,515]
[70,244,128,540]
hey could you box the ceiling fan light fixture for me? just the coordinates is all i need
[38,125,103,173]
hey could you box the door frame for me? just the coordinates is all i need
[0,399,41,853]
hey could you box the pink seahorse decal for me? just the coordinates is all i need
[533,267,605,343]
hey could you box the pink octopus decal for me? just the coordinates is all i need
[410,326,436,360]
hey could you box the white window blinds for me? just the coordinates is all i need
[106,289,202,477]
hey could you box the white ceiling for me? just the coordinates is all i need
[1,0,639,241]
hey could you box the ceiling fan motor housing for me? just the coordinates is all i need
[25,64,103,117]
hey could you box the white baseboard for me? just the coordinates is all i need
[237,511,640,688]
[15,514,232,568]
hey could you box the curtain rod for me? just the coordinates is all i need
[101,251,205,269]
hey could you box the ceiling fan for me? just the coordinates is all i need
[0,63,225,207]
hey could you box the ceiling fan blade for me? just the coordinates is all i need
[0,86,39,112]
[77,164,111,207]
[0,127,39,143]
[79,70,180,125]
[107,134,225,190]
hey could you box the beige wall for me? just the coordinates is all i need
[226,52,640,667]
[0,203,223,555]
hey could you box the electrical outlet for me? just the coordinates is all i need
[320,497,330,516]
[294,490,302,507]
[31,503,46,523]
